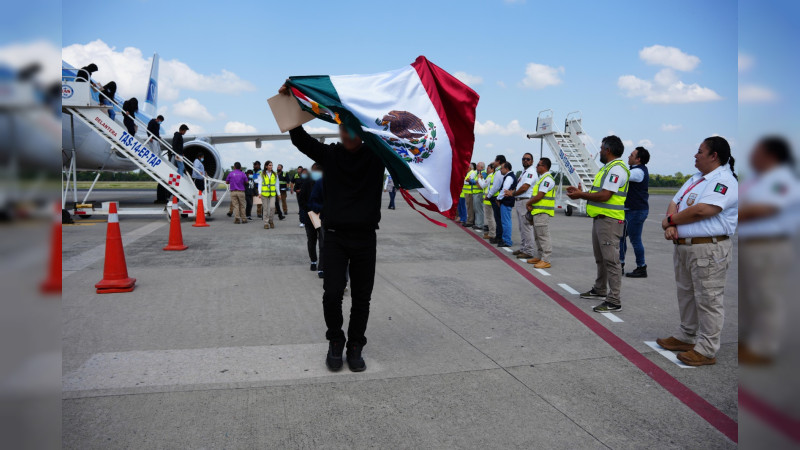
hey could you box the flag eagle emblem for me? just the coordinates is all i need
[375,111,437,164]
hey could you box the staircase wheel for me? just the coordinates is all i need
[565,205,574,216]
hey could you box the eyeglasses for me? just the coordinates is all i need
[522,157,532,161]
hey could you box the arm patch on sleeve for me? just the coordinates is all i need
[714,183,728,194]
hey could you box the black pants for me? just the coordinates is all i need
[322,229,376,346]
[491,199,502,240]
[193,178,204,192]
[245,194,253,217]
[156,184,168,202]
[305,223,325,270]
[123,116,136,136]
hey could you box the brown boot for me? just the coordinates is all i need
[738,343,774,366]
[656,336,694,352]
[526,257,541,264]
[269,221,275,229]
[533,261,551,269]
[483,233,491,239]
[677,349,716,366]
[264,224,269,229]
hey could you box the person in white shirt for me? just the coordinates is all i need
[472,162,486,231]
[191,155,206,193]
[477,163,497,240]
[486,155,507,244]
[737,136,800,365]
[656,136,739,367]
[496,161,516,247]
[505,153,537,258]
[383,174,396,210]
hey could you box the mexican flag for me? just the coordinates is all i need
[285,56,479,219]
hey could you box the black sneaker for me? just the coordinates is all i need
[346,342,366,372]
[279,215,285,221]
[626,265,648,278]
[326,340,345,371]
[593,301,621,313]
[318,271,324,279]
[310,262,317,271]
[497,242,511,248]
[226,212,232,217]
[489,237,499,244]
[580,288,606,299]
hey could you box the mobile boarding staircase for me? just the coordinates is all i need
[61,77,229,218]
[527,110,600,216]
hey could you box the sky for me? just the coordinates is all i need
[2,0,794,176]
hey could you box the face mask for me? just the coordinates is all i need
[310,171,322,181]
[300,173,309,179]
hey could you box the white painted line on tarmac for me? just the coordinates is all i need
[502,247,514,253]
[601,312,624,322]
[535,269,551,277]
[644,341,695,369]
[518,258,529,262]
[558,283,580,295]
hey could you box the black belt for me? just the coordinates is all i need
[673,236,730,245]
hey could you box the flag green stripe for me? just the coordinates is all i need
[286,76,423,190]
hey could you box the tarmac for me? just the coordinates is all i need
[62,190,741,449]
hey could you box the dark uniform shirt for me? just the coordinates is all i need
[172,132,184,156]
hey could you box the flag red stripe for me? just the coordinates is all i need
[411,56,479,220]
[399,189,448,227]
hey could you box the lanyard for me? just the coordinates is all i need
[676,177,705,208]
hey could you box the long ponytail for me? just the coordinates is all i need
[703,136,738,180]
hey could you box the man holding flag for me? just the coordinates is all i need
[278,56,479,372]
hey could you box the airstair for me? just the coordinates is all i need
[527,110,600,216]
[61,78,228,217]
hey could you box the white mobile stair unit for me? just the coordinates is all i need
[61,77,229,218]
[527,110,600,216]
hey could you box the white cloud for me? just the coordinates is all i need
[0,40,61,82]
[638,139,653,148]
[453,71,483,87]
[661,123,682,132]
[622,139,634,149]
[639,45,700,71]
[223,121,257,133]
[485,143,495,148]
[62,39,256,102]
[521,63,564,89]
[474,119,524,136]
[738,53,754,72]
[172,98,215,122]
[739,84,778,103]
[618,68,722,104]
[305,126,337,134]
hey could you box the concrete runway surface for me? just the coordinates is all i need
[62,190,740,448]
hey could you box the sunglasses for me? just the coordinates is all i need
[522,157,532,161]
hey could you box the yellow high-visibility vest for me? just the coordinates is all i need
[530,172,555,217]
[261,172,277,197]
[586,160,630,220]
[483,172,496,205]
[464,170,476,195]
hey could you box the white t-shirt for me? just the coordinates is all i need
[538,174,555,194]
[738,165,800,238]
[516,166,538,198]
[496,173,515,200]
[599,159,629,193]
[672,165,739,238]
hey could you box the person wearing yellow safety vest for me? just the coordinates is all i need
[477,163,497,239]
[472,162,486,231]
[566,136,630,313]
[259,160,280,229]
[524,157,556,268]
[463,163,477,227]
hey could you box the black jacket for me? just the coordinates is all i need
[289,126,385,231]
[172,132,184,156]
[147,119,161,139]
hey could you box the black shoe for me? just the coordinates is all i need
[489,237,498,244]
[310,262,317,271]
[346,342,366,372]
[465,223,474,228]
[226,212,232,217]
[580,288,606,299]
[497,242,510,248]
[326,340,345,371]
[593,301,622,313]
[279,215,285,220]
[318,271,324,279]
[626,265,648,278]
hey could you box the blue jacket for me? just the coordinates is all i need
[309,177,324,215]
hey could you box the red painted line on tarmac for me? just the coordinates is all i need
[459,224,738,443]
[739,386,800,443]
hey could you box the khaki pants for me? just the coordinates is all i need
[230,191,246,222]
[280,191,288,214]
[673,238,733,358]
[472,193,484,228]
[261,195,276,226]
[483,203,495,236]
[591,216,624,305]
[465,192,475,224]
[515,200,535,255]
[532,213,552,263]
[739,239,790,357]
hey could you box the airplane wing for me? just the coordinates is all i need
[185,133,338,148]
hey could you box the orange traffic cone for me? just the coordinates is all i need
[163,196,188,251]
[192,190,210,227]
[212,189,218,203]
[40,203,62,294]
[95,203,136,294]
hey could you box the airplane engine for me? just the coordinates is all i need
[183,140,223,181]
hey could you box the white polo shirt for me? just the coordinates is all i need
[516,166,538,198]
[738,165,800,239]
[672,165,739,238]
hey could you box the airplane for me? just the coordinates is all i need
[60,54,337,213]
